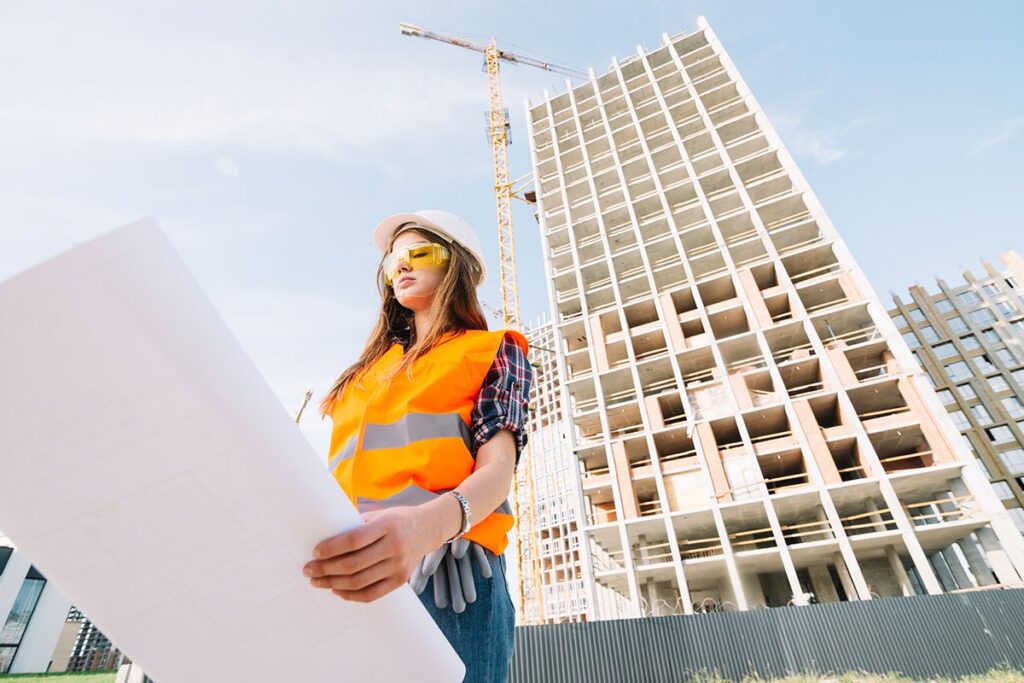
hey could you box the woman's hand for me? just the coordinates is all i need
[303,503,454,603]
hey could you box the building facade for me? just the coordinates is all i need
[517,316,633,623]
[522,16,1024,620]
[889,251,1024,533]
[0,534,72,673]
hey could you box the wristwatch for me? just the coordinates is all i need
[446,490,472,542]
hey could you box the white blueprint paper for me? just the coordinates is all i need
[0,219,465,682]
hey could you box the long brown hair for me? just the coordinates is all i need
[318,224,489,418]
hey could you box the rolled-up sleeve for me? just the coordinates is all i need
[470,334,534,469]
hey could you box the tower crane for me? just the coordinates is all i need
[399,22,584,623]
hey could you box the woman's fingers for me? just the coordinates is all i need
[311,558,393,592]
[307,537,390,580]
[312,521,387,562]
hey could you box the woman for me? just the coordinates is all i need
[302,209,533,683]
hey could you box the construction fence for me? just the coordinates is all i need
[510,588,1024,682]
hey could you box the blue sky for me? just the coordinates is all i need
[2,1,1022,453]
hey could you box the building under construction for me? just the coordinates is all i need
[889,251,1024,534]
[518,16,1024,622]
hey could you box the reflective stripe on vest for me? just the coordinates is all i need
[329,411,473,475]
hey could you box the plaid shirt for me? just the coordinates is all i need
[392,330,534,469]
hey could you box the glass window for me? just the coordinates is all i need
[995,348,1017,366]
[892,313,908,329]
[948,316,969,333]
[986,425,1017,444]
[989,375,1011,392]
[997,301,1018,317]
[974,354,997,373]
[935,299,954,313]
[1003,397,1024,419]
[979,453,998,478]
[902,332,920,349]
[1007,277,1020,290]
[909,308,926,323]
[936,389,956,405]
[983,328,1001,344]
[1014,369,1024,387]
[920,325,940,343]
[957,383,978,400]
[971,308,997,326]
[958,291,982,306]
[933,342,957,359]
[945,361,972,381]
[1000,449,1024,474]
[993,481,1015,500]
[948,410,971,430]
[983,283,1001,297]
[1008,507,1024,534]
[970,404,993,424]
[0,576,45,673]
[960,335,980,350]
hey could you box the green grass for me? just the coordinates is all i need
[0,674,114,682]
[688,665,1024,682]
[0,667,1021,682]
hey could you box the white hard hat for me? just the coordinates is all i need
[372,209,487,287]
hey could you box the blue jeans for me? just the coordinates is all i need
[416,547,516,683]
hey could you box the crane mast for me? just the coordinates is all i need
[400,22,583,623]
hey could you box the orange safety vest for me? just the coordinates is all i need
[327,327,530,555]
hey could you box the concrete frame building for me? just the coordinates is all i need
[517,316,633,622]
[522,17,1024,620]
[0,534,72,673]
[889,251,1024,534]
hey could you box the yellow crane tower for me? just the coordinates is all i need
[399,22,584,623]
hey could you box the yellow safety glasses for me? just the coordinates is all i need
[383,241,451,286]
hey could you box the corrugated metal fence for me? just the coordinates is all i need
[511,589,1024,681]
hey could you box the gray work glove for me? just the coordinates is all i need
[407,537,491,614]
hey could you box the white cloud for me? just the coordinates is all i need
[968,115,1024,158]
[767,88,853,165]
[214,155,240,177]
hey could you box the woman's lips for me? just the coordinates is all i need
[397,276,414,287]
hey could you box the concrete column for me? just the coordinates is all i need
[836,271,862,304]
[958,534,997,586]
[728,371,753,410]
[696,422,731,502]
[659,292,686,353]
[588,313,610,372]
[881,349,900,375]
[645,395,665,430]
[955,466,1024,581]
[897,377,955,463]
[885,545,916,596]
[928,552,957,591]
[791,399,842,484]
[941,546,975,589]
[736,268,773,329]
[866,499,888,532]
[808,565,840,603]
[611,441,639,519]
[823,341,858,387]
[831,551,860,600]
